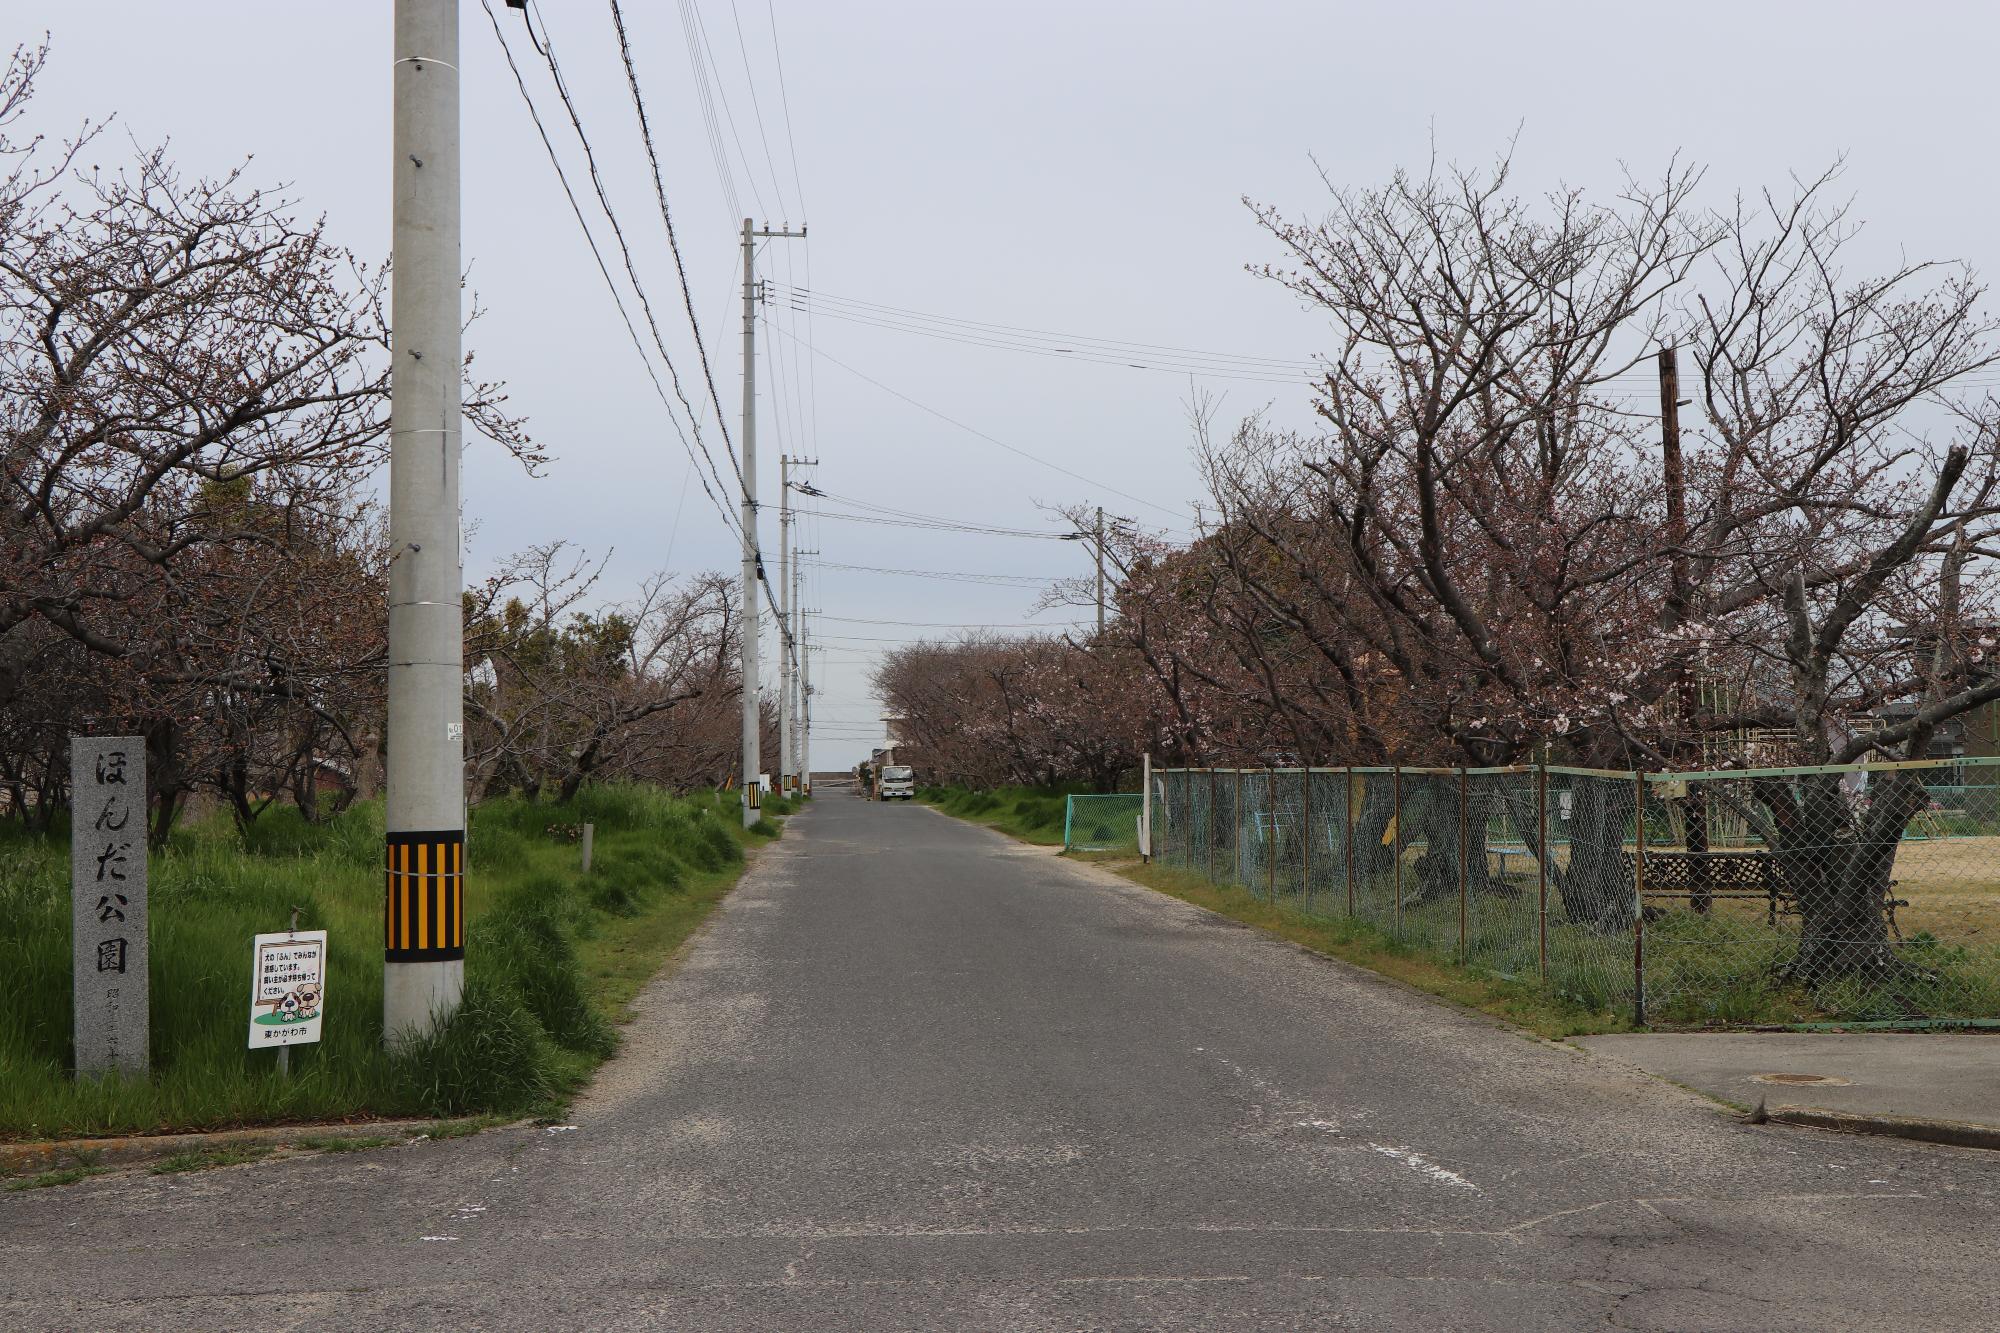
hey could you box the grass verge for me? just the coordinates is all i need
[6,1165,111,1191]
[150,1144,274,1175]
[0,784,794,1144]
[1110,861,1632,1040]
[918,784,1084,845]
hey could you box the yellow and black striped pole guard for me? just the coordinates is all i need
[384,829,465,961]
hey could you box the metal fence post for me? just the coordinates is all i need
[1632,772,1647,1027]
[1208,768,1218,881]
[1536,757,1549,983]
[1392,765,1404,932]
[1168,764,1184,868]
[1457,768,1470,964]
[1141,752,1152,864]
[1233,768,1244,889]
[1302,768,1313,914]
[1266,769,1277,901]
[1344,768,1356,917]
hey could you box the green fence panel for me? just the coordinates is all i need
[1064,794,1144,853]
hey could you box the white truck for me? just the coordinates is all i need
[878,764,916,800]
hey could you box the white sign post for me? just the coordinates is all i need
[249,931,327,1061]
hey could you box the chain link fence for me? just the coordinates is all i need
[1155,758,2000,1027]
[1063,794,1144,853]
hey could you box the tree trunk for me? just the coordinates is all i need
[1554,777,1635,932]
[1767,772,1920,983]
[145,720,186,850]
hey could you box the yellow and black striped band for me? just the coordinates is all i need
[385,829,465,962]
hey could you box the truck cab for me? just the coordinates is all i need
[879,764,916,800]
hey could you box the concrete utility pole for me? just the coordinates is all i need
[778,454,793,798]
[789,546,802,785]
[740,218,805,827]
[384,0,466,1044]
[788,620,804,792]
[1095,505,1106,636]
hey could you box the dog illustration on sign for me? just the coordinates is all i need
[256,980,322,1026]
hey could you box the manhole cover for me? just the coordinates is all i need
[1752,1072,1851,1086]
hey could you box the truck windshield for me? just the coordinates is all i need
[883,767,913,781]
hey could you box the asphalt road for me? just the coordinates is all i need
[5,795,1998,1330]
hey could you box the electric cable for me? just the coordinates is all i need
[482,0,742,549]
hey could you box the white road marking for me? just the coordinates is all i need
[1368,1143,1478,1190]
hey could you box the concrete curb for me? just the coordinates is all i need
[1765,1105,2000,1152]
[0,1117,488,1177]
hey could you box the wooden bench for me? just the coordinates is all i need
[1624,849,1788,926]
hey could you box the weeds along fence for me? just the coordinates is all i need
[1153,758,2000,1027]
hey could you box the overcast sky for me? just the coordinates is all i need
[29,1,2000,768]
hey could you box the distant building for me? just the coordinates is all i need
[872,717,923,774]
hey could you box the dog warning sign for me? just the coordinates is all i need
[248,930,326,1048]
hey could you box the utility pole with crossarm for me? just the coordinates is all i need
[740,219,805,828]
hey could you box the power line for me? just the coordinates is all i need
[523,1,741,495]
[726,0,791,219]
[807,558,1063,587]
[686,0,771,219]
[491,3,797,675]
[761,0,816,458]
[762,0,807,218]
[481,0,741,548]
[791,507,1073,540]
[820,615,1090,629]
[784,298,1317,384]
[674,0,739,218]
[779,284,1322,375]
[607,0,737,453]
[766,321,1197,525]
[815,629,1074,644]
[780,282,1328,382]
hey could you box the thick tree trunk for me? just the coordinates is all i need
[1555,777,1635,932]
[1766,772,1920,982]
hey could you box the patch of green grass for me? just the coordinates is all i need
[0,784,780,1141]
[6,1164,110,1191]
[919,784,1088,845]
[149,1143,273,1174]
[422,1114,513,1141]
[291,1134,397,1154]
[1640,911,2000,1026]
[1116,862,1633,1040]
